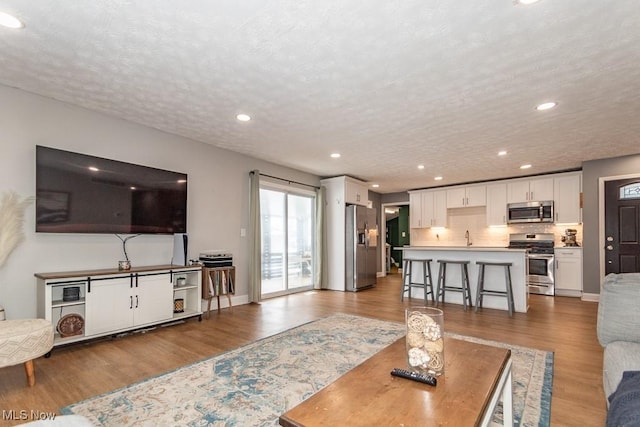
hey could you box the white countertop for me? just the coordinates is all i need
[397,246,526,253]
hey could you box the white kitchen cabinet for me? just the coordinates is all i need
[345,178,369,206]
[409,190,447,228]
[507,177,554,203]
[446,185,486,208]
[486,183,507,226]
[36,265,202,347]
[554,248,582,297]
[409,191,424,228]
[554,173,582,224]
[321,176,371,291]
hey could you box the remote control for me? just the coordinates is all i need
[390,368,437,386]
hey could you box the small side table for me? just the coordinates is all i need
[202,266,235,318]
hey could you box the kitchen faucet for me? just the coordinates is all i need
[465,230,472,246]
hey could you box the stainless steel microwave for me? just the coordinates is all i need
[507,201,554,224]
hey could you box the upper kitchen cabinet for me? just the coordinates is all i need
[554,173,582,224]
[344,177,369,206]
[507,177,554,203]
[409,189,447,228]
[486,183,507,226]
[323,175,369,207]
[446,185,486,208]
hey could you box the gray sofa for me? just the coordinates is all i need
[597,272,640,422]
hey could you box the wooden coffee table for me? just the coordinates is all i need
[279,336,513,426]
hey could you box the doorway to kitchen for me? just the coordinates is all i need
[380,203,409,277]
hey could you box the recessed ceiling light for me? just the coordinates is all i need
[417,165,425,170]
[498,150,507,156]
[514,0,541,5]
[0,11,24,29]
[371,184,380,188]
[536,102,557,111]
[434,176,443,181]
[236,113,251,122]
[520,164,532,169]
[330,153,341,159]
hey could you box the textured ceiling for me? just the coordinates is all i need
[1,1,639,193]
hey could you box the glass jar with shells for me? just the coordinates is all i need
[405,307,445,376]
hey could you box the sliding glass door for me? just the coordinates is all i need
[260,183,315,298]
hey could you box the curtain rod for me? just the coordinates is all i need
[251,171,319,189]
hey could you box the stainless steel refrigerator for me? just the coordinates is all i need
[346,204,378,291]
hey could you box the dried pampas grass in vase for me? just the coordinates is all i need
[0,191,33,319]
[0,191,32,268]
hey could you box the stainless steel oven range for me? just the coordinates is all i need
[508,233,555,296]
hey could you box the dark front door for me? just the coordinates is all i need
[605,178,640,274]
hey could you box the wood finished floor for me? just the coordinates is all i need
[0,273,606,426]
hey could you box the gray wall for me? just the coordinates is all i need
[0,84,320,318]
[583,153,640,294]
[381,192,409,205]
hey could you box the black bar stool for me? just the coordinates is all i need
[475,261,515,316]
[435,260,472,310]
[401,258,435,304]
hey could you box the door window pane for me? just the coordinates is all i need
[260,189,286,294]
[287,194,314,289]
[620,183,640,200]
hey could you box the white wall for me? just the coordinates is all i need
[0,85,320,318]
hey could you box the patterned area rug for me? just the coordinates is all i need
[61,314,553,426]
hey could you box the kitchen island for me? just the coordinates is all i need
[397,246,528,313]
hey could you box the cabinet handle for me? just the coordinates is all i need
[462,197,465,205]
[130,296,133,309]
[135,295,139,308]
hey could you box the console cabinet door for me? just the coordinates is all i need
[134,273,174,326]
[85,276,133,336]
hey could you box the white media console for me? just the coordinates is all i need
[36,265,202,348]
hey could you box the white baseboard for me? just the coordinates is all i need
[555,290,582,298]
[581,293,600,302]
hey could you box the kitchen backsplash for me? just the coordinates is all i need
[410,206,583,247]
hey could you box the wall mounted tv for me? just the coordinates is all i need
[36,146,187,234]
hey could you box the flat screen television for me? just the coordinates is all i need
[36,145,187,234]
